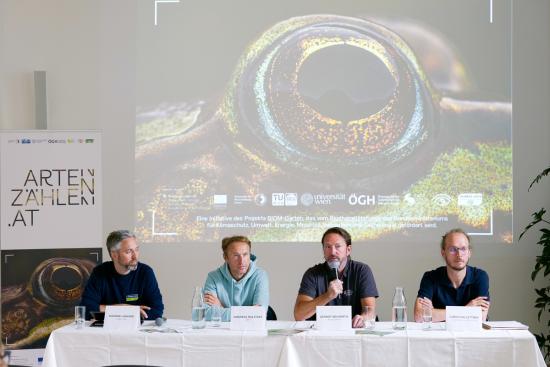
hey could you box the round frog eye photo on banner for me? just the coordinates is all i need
[1,251,100,349]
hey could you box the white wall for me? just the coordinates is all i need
[1,0,549,335]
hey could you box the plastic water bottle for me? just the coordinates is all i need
[191,286,206,329]
[392,286,407,330]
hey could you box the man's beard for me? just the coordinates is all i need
[449,264,466,271]
[125,263,138,272]
[447,260,467,272]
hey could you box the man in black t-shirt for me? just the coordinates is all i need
[294,227,378,328]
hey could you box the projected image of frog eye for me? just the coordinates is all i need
[222,15,439,180]
[297,44,396,126]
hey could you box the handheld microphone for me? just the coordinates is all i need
[328,260,340,281]
[328,260,341,300]
[155,317,167,326]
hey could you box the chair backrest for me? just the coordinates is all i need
[267,305,277,320]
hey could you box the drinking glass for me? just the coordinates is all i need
[422,305,432,330]
[211,306,222,327]
[362,306,376,330]
[75,305,86,329]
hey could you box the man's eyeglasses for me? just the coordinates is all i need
[447,246,469,255]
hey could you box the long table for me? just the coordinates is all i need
[42,320,546,367]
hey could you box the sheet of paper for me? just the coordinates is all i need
[482,321,529,330]
[293,321,315,329]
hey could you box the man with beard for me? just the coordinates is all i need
[80,230,164,320]
[414,228,490,322]
[294,227,378,328]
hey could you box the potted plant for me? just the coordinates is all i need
[520,166,550,362]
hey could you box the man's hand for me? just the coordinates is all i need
[326,279,343,300]
[466,296,490,311]
[414,297,433,322]
[352,314,364,328]
[139,305,151,319]
[417,297,433,310]
[204,292,224,307]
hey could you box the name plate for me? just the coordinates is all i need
[315,306,351,331]
[446,306,482,331]
[230,306,266,331]
[104,305,141,331]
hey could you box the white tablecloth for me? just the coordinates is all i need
[42,321,546,367]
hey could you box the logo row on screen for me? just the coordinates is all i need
[199,192,483,208]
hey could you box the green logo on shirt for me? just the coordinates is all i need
[126,294,139,302]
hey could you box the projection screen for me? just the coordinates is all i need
[135,0,512,244]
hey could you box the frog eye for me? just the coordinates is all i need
[222,15,438,181]
[29,257,95,307]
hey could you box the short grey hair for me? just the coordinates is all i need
[106,230,136,253]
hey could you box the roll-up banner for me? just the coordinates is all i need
[0,131,102,366]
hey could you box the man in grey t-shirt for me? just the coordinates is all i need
[294,227,378,328]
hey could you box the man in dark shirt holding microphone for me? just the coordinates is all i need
[294,227,378,328]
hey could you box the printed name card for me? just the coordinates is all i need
[446,306,482,331]
[315,306,352,331]
[230,306,266,331]
[104,305,141,331]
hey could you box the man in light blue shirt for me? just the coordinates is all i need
[203,235,269,321]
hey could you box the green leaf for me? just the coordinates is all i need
[523,167,550,360]
[528,166,550,191]
[535,288,547,297]
[532,263,542,280]
[519,208,546,239]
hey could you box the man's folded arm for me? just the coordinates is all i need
[294,293,332,321]
[414,297,446,322]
